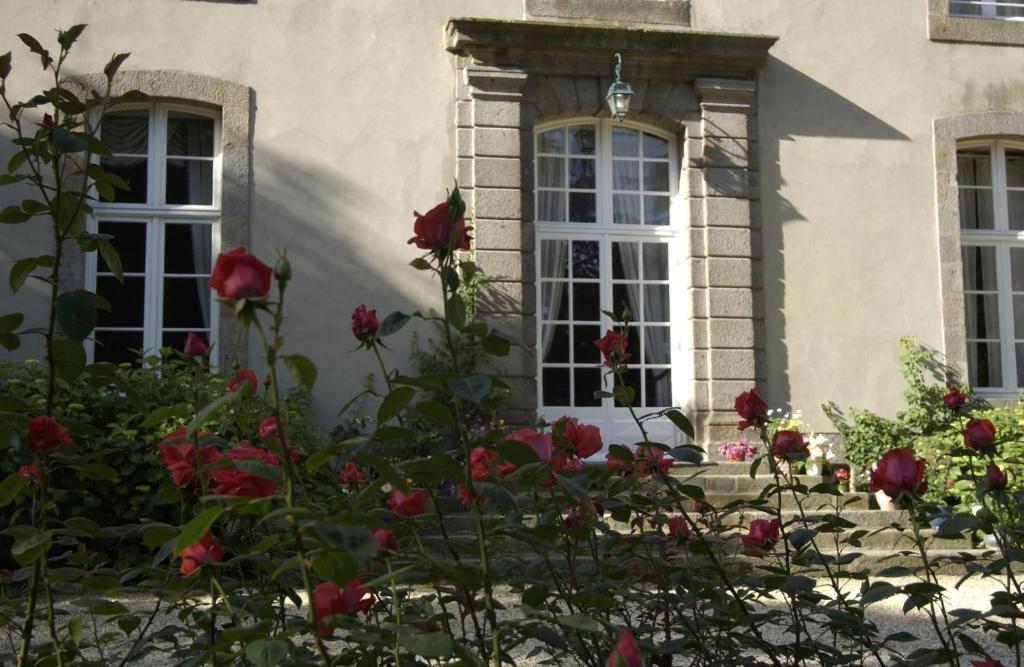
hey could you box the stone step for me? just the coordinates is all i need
[671,474,839,493]
[668,461,842,479]
[695,491,870,510]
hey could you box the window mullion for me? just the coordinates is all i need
[996,243,1016,388]
[994,142,1010,232]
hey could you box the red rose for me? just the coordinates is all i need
[606,450,632,473]
[209,442,281,497]
[971,661,1004,667]
[228,369,258,393]
[183,331,209,357]
[595,330,629,368]
[313,578,373,637]
[373,528,398,552]
[605,628,644,667]
[943,387,968,409]
[408,200,472,252]
[387,489,426,517]
[734,387,768,431]
[18,464,41,484]
[457,484,484,508]
[179,532,225,575]
[28,415,71,449]
[339,462,366,484]
[209,247,272,299]
[667,516,690,540]
[741,518,780,558]
[982,463,1006,492]
[258,416,283,440]
[964,418,997,453]
[558,416,603,459]
[869,447,927,502]
[508,427,553,464]
[771,430,809,461]
[635,446,672,477]
[351,305,379,343]
[470,447,498,480]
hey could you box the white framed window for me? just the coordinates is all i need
[958,139,1024,390]
[950,0,1024,18]
[535,119,686,447]
[86,103,221,363]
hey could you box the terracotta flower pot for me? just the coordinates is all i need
[726,454,746,462]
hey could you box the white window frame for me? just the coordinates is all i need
[85,102,222,363]
[958,139,1024,393]
[534,118,687,448]
[950,0,1024,19]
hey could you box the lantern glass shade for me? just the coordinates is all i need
[605,81,634,121]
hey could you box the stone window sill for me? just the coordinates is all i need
[928,0,1024,45]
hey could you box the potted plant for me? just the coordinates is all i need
[832,464,851,492]
[718,437,758,462]
[806,433,835,476]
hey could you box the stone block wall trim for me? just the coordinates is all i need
[927,0,1024,46]
[934,112,1024,384]
[524,0,692,28]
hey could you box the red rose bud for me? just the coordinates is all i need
[314,578,373,637]
[228,369,258,394]
[557,416,603,459]
[983,463,1007,492]
[869,447,927,502]
[183,331,209,357]
[27,415,71,449]
[339,461,366,484]
[667,516,690,540]
[18,464,41,484]
[943,386,968,409]
[772,430,810,461]
[179,532,225,575]
[373,528,398,552]
[734,387,768,431]
[274,255,292,282]
[351,304,379,342]
[387,489,426,517]
[595,330,629,368]
[408,200,472,252]
[605,628,644,667]
[258,416,284,440]
[741,518,780,558]
[209,247,273,300]
[964,418,997,453]
[470,447,498,480]
[42,113,54,127]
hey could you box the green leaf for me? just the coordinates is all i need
[377,386,415,425]
[12,530,52,558]
[57,25,87,50]
[141,403,191,429]
[53,127,88,154]
[17,34,52,69]
[67,615,83,646]
[414,400,455,428]
[474,481,516,509]
[186,390,241,433]
[0,333,19,351]
[447,374,492,403]
[281,353,317,393]
[0,205,31,224]
[0,312,24,333]
[379,311,411,337]
[401,453,463,485]
[497,439,541,466]
[665,409,695,439]
[480,333,511,357]
[557,614,601,632]
[56,290,97,341]
[312,523,378,563]
[245,639,289,667]
[173,507,224,556]
[399,631,453,658]
[311,551,357,586]
[0,473,28,508]
[233,459,282,484]
[409,257,432,271]
[935,512,977,538]
[95,238,123,281]
[448,294,466,330]
[104,52,131,81]
[358,453,408,492]
[142,524,178,550]
[52,339,86,382]
[0,51,10,79]
[21,199,48,215]
[72,463,119,482]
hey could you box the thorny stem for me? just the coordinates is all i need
[908,506,958,667]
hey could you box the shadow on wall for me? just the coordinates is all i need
[756,56,910,412]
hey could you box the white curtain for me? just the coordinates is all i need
[617,241,672,405]
[192,225,212,328]
[540,239,567,359]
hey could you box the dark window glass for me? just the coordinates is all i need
[164,224,212,274]
[162,278,211,328]
[97,221,147,273]
[167,111,214,157]
[96,276,145,327]
[166,159,213,205]
[543,368,570,406]
[101,157,147,203]
[574,368,602,407]
[94,330,144,364]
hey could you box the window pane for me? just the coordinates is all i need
[540,239,568,279]
[94,330,144,365]
[102,110,148,154]
[572,240,600,279]
[538,157,564,188]
[542,368,570,406]
[569,158,595,189]
[613,242,639,279]
[574,368,602,407]
[643,162,669,192]
[1006,149,1024,187]
[164,224,212,274]
[541,282,569,320]
[961,246,998,291]
[968,342,1002,388]
[618,369,641,407]
[100,157,147,203]
[163,329,209,353]
[163,277,211,328]
[643,132,670,159]
[613,194,641,224]
[574,325,601,364]
[537,128,565,154]
[613,160,640,191]
[167,111,214,157]
[644,285,671,322]
[568,192,596,223]
[1012,248,1024,291]
[643,326,672,364]
[1017,344,1024,387]
[644,195,670,226]
[1008,190,1024,231]
[541,324,569,362]
[645,368,672,407]
[572,283,600,321]
[999,4,1024,17]
[97,221,147,273]
[957,149,992,186]
[96,276,145,327]
[166,159,213,205]
[1015,295,1024,338]
[569,125,596,155]
[643,243,669,280]
[958,189,994,230]
[612,127,639,157]
[965,293,1001,339]
[950,0,982,15]
[537,191,565,222]
[612,283,639,321]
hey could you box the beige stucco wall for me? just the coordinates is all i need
[3,0,1024,432]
